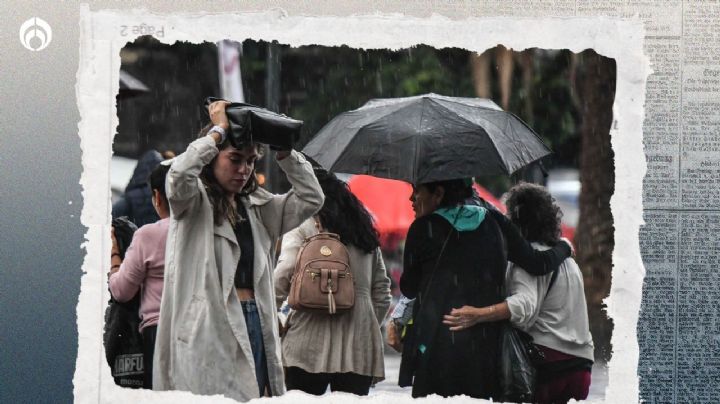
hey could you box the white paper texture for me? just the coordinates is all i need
[75,4,657,403]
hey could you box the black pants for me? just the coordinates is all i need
[285,366,373,396]
[142,325,157,390]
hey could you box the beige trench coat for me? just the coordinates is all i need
[274,219,392,380]
[153,136,323,401]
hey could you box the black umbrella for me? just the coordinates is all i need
[118,70,150,99]
[303,93,551,184]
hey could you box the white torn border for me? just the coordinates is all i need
[75,5,650,403]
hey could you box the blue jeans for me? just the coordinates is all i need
[241,300,269,395]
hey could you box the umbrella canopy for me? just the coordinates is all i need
[304,93,551,184]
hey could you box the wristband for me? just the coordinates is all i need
[111,252,121,258]
[208,125,227,144]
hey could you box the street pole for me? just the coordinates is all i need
[264,41,289,193]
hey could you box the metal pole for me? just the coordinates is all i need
[264,41,287,192]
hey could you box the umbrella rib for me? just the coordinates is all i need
[414,99,427,184]
[330,102,423,176]
[498,111,552,171]
[433,97,501,111]
[432,101,550,173]
[430,101,512,174]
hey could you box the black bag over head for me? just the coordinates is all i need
[205,97,302,150]
[104,217,145,388]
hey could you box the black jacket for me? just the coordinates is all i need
[398,209,571,399]
[112,150,162,227]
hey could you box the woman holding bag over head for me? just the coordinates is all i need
[274,164,392,396]
[153,100,324,401]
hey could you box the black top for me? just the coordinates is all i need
[233,202,255,289]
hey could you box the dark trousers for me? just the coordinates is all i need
[285,366,373,396]
[141,325,157,390]
[535,345,592,404]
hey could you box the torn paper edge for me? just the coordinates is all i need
[75,5,650,403]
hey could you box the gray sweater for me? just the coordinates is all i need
[506,243,595,362]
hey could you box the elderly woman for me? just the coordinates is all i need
[399,179,572,399]
[153,101,323,401]
[443,183,594,403]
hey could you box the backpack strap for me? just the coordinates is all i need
[417,209,461,307]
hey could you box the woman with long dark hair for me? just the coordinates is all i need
[153,101,324,401]
[399,178,573,399]
[274,166,392,396]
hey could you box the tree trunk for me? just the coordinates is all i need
[496,46,515,110]
[470,50,491,98]
[574,50,616,362]
[519,49,534,127]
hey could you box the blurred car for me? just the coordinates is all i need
[546,168,580,232]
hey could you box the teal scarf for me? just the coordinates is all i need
[433,205,487,231]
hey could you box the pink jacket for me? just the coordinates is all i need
[109,218,169,332]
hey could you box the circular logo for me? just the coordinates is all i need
[320,246,332,256]
[19,17,52,52]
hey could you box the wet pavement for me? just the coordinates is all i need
[369,350,609,400]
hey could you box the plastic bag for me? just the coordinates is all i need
[498,322,542,403]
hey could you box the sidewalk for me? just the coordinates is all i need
[370,350,608,400]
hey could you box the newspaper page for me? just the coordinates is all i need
[69,1,718,403]
[637,1,720,403]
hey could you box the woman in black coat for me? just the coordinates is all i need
[399,179,571,399]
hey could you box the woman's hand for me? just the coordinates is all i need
[208,100,231,132]
[110,227,119,255]
[386,321,403,352]
[443,305,483,331]
[109,227,121,280]
[444,302,511,330]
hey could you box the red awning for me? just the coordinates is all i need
[347,175,416,236]
[347,175,506,236]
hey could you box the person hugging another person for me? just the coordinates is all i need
[443,183,594,403]
[109,162,171,389]
[274,161,392,396]
[399,178,572,399]
[152,100,323,401]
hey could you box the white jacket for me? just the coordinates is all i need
[153,136,323,401]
